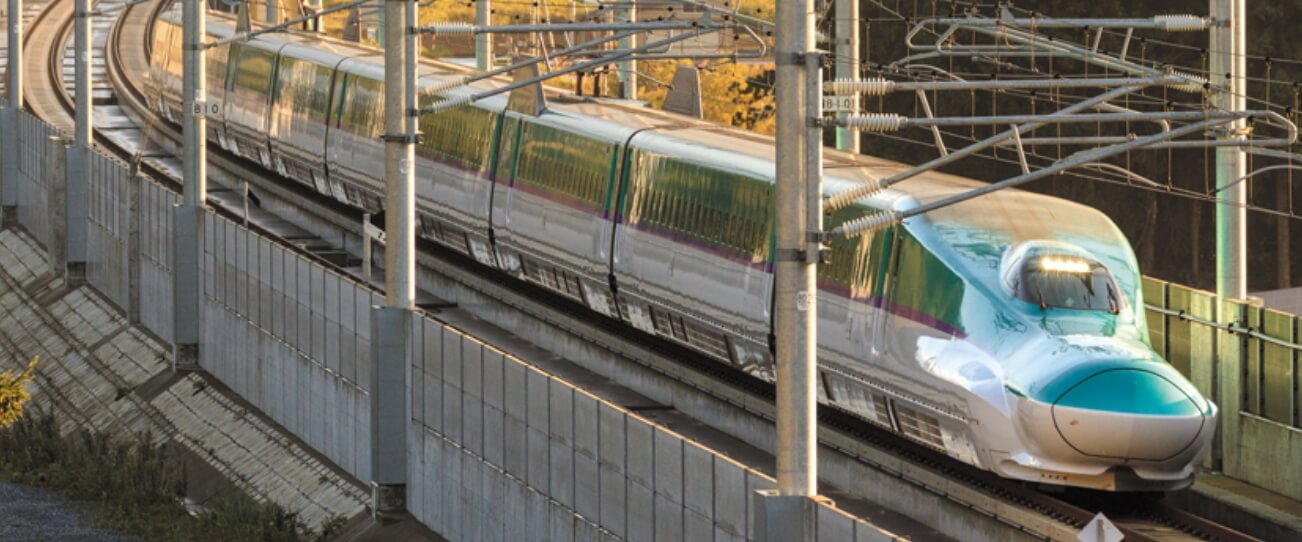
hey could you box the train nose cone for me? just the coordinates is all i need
[1051,369,1207,461]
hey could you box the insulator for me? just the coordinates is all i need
[1154,15,1209,32]
[425,23,475,35]
[1168,70,1210,94]
[426,77,470,95]
[835,211,900,238]
[825,177,886,211]
[826,77,895,96]
[842,113,906,132]
[428,94,474,113]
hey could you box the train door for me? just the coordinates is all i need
[323,72,350,198]
[871,226,901,358]
[489,112,524,275]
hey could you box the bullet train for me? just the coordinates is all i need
[146,12,1216,491]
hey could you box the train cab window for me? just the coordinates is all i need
[1011,255,1122,313]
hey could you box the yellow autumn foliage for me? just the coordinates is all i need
[0,356,39,429]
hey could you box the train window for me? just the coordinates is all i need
[820,204,885,299]
[231,44,275,94]
[512,121,614,211]
[418,94,498,173]
[624,153,773,261]
[1013,256,1121,313]
[889,232,965,334]
[341,77,383,138]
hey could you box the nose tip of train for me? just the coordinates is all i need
[1049,368,1211,461]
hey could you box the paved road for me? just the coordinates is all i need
[0,483,136,541]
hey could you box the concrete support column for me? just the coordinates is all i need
[47,137,68,273]
[3,0,24,224]
[752,491,822,542]
[369,0,415,516]
[174,0,207,370]
[66,0,94,283]
[369,306,410,516]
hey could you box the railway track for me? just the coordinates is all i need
[23,2,1258,540]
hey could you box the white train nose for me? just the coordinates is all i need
[1051,369,1208,461]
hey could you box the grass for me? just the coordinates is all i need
[0,411,345,542]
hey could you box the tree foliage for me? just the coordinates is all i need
[0,356,39,429]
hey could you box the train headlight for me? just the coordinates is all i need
[1036,256,1092,274]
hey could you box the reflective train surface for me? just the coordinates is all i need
[148,13,1216,491]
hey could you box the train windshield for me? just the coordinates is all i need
[1015,256,1121,313]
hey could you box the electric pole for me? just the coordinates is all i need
[68,0,93,280]
[174,0,208,369]
[1211,0,1247,300]
[2,0,23,219]
[834,0,858,151]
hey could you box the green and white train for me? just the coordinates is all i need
[148,13,1216,491]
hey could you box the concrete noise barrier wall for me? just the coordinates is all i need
[0,108,927,540]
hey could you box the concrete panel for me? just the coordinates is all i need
[504,413,529,481]
[323,272,341,374]
[683,442,714,520]
[574,392,598,458]
[598,462,627,537]
[598,403,626,474]
[443,382,463,442]
[269,244,285,339]
[574,519,602,542]
[258,237,272,326]
[503,478,528,542]
[463,338,484,398]
[818,505,855,542]
[310,266,327,364]
[464,386,484,457]
[483,348,505,410]
[410,323,426,428]
[654,491,684,542]
[485,403,505,467]
[527,488,551,542]
[424,369,441,433]
[684,509,713,542]
[574,451,600,522]
[550,500,575,542]
[626,416,654,489]
[550,434,575,509]
[654,428,684,505]
[627,480,655,542]
[442,328,463,389]
[550,381,575,446]
[746,471,777,539]
[422,317,442,381]
[445,439,465,540]
[714,458,748,538]
[527,369,550,434]
[528,426,551,492]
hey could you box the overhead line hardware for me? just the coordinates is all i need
[911,15,1213,32]
[206,0,369,48]
[419,20,767,116]
[824,114,1297,240]
[416,20,723,35]
[824,75,1211,96]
